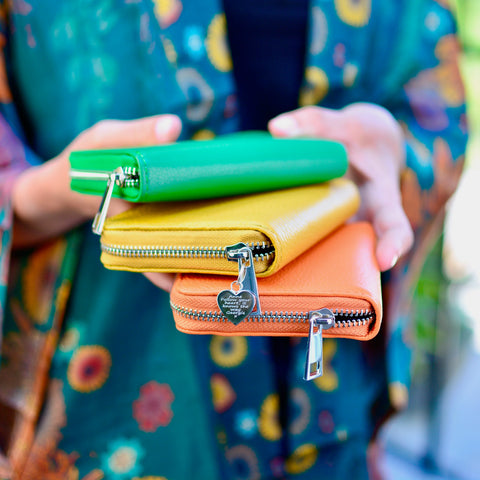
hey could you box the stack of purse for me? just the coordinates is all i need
[70,131,382,380]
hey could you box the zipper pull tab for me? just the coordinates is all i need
[92,167,126,235]
[225,243,261,316]
[216,243,262,325]
[304,308,335,381]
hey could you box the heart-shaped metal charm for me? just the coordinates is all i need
[217,289,256,325]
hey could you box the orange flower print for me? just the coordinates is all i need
[22,239,67,325]
[401,167,424,230]
[427,137,464,214]
[133,381,174,432]
[400,132,464,230]
[405,70,450,132]
[67,346,112,393]
[434,35,465,108]
[405,35,464,131]
[0,53,12,102]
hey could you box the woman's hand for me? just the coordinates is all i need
[269,103,414,271]
[12,114,182,246]
[12,114,182,292]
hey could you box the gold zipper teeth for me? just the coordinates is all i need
[101,243,275,261]
[170,303,375,327]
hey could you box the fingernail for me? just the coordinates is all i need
[389,254,399,269]
[155,116,179,141]
[270,116,300,136]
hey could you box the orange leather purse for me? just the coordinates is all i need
[170,222,383,380]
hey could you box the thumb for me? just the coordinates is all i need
[69,114,182,152]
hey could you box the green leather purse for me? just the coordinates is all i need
[69,131,347,233]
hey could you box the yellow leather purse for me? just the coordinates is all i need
[99,178,360,277]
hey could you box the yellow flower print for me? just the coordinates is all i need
[58,325,81,354]
[55,280,72,316]
[206,14,232,72]
[389,382,409,411]
[258,394,282,441]
[313,339,338,392]
[210,373,236,413]
[299,67,329,106]
[161,36,177,66]
[285,443,318,475]
[192,129,216,140]
[153,0,182,28]
[67,345,112,393]
[334,0,371,27]
[210,336,248,368]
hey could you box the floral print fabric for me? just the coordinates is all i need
[0,0,467,478]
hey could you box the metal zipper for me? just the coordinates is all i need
[70,166,139,186]
[170,302,374,381]
[100,241,275,263]
[69,167,139,235]
[169,304,374,326]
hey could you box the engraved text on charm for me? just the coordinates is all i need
[217,289,256,325]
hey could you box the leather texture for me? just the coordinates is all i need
[70,131,348,201]
[170,222,383,340]
[100,178,360,276]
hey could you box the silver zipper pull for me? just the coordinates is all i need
[92,167,126,235]
[216,243,262,325]
[225,243,261,316]
[304,308,335,381]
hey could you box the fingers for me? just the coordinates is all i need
[143,272,176,293]
[69,114,182,152]
[268,106,347,141]
[269,104,413,271]
[371,199,414,271]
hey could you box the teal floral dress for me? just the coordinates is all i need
[0,1,467,479]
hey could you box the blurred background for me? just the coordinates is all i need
[379,1,480,478]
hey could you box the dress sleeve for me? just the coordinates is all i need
[372,1,468,408]
[0,4,42,331]
[380,0,468,235]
